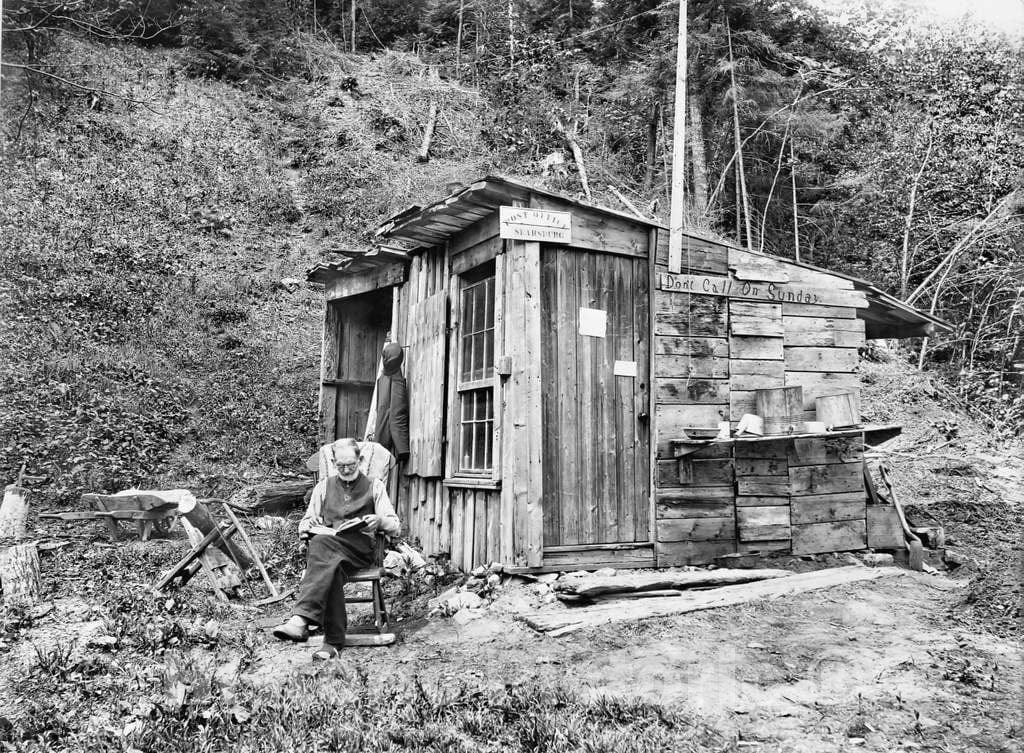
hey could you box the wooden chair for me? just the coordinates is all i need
[342,533,395,646]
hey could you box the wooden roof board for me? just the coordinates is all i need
[369,175,950,337]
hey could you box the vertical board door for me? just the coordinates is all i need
[332,290,392,440]
[540,247,651,546]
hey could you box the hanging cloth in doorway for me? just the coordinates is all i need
[373,342,410,461]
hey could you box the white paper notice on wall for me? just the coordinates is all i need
[578,307,607,338]
[613,360,638,377]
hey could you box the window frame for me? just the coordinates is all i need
[445,257,502,486]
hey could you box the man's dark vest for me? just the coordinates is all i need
[321,474,375,526]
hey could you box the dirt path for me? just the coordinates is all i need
[245,570,1021,752]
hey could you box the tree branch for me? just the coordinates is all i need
[2,62,163,113]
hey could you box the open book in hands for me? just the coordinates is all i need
[306,517,372,537]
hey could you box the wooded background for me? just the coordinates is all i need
[0,0,1020,501]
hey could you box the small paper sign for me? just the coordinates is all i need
[578,307,607,338]
[613,360,637,377]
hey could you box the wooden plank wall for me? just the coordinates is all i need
[406,291,447,476]
[652,232,736,565]
[652,232,872,565]
[393,224,529,572]
[391,249,453,565]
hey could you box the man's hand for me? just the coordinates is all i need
[361,514,382,533]
[299,516,325,539]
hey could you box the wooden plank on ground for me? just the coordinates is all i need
[790,493,866,525]
[791,519,867,555]
[524,566,900,634]
[553,568,792,598]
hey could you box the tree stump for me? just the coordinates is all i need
[0,544,41,606]
[0,484,29,540]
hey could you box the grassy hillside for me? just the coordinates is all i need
[0,39,496,505]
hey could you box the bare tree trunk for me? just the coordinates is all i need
[643,101,660,192]
[901,129,934,298]
[553,116,591,200]
[727,19,753,250]
[666,0,687,273]
[790,138,800,262]
[688,94,708,214]
[455,0,465,79]
[350,0,356,52]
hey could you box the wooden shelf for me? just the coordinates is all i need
[671,424,902,457]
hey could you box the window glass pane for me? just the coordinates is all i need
[471,332,484,380]
[484,278,495,328]
[472,283,486,332]
[461,335,472,382]
[482,330,493,379]
[461,422,474,470]
[473,423,486,469]
[483,420,493,469]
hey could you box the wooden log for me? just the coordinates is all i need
[524,566,900,634]
[0,543,40,605]
[416,100,439,163]
[553,568,792,598]
[180,498,253,571]
[0,484,28,540]
[252,480,314,514]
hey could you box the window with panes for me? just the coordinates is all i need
[456,264,495,474]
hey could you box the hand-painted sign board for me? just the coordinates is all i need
[499,206,572,243]
[657,272,867,309]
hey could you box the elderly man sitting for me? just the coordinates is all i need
[273,438,400,659]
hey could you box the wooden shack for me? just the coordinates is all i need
[306,176,949,572]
